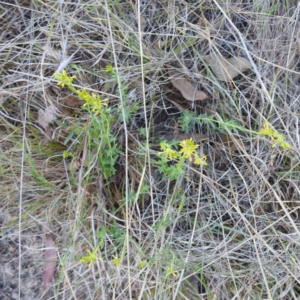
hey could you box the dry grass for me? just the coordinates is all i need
[1,0,300,299]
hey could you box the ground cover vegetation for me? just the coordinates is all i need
[0,0,300,299]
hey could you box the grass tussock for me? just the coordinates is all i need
[1,0,300,299]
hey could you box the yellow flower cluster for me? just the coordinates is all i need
[80,248,102,268]
[77,88,107,114]
[165,263,178,277]
[105,65,114,73]
[259,122,291,150]
[54,69,76,88]
[55,70,107,114]
[160,141,179,160]
[80,249,124,269]
[159,138,207,166]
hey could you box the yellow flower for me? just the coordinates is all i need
[273,134,291,149]
[259,122,273,136]
[77,89,107,114]
[166,263,178,277]
[259,122,291,150]
[179,138,199,161]
[77,88,92,102]
[139,260,147,269]
[105,65,114,73]
[80,248,102,268]
[193,154,207,166]
[111,254,121,267]
[159,141,179,160]
[280,140,291,150]
[54,69,76,88]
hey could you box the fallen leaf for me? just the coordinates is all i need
[168,70,209,101]
[202,54,252,81]
[43,234,57,288]
[62,95,85,107]
[37,105,57,129]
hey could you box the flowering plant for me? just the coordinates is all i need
[54,69,120,179]
[259,122,291,150]
[157,138,207,180]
